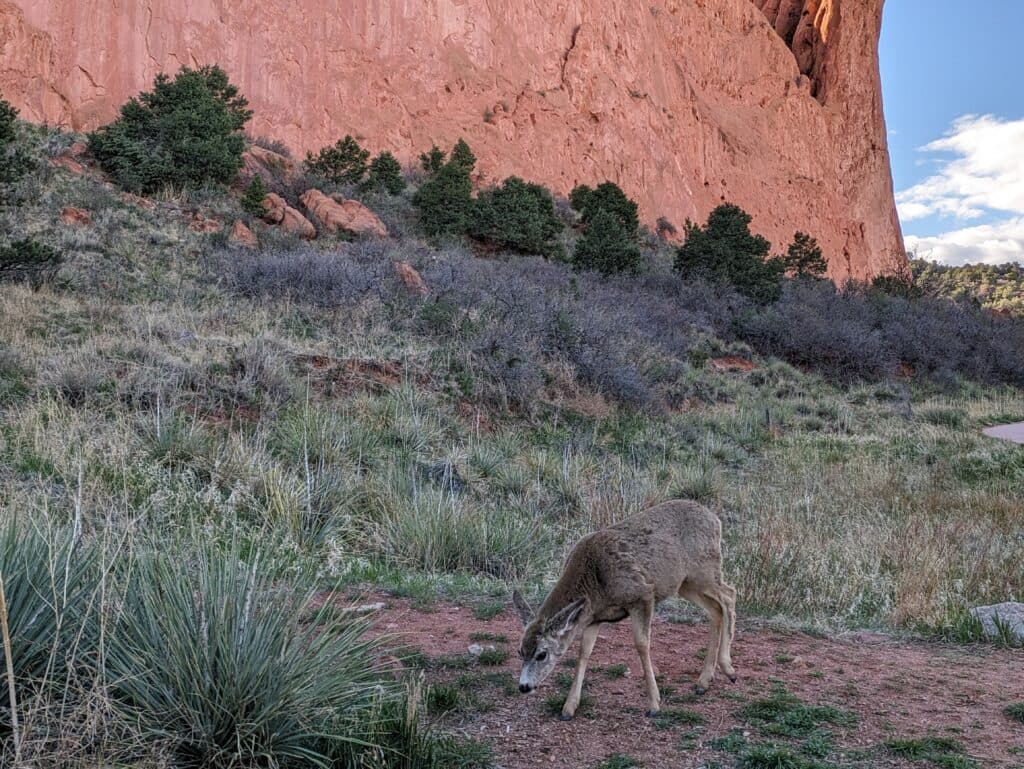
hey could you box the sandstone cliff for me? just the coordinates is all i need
[0,0,906,280]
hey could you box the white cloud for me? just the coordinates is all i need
[896,114,1024,223]
[906,217,1024,266]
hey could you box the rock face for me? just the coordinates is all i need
[263,193,316,239]
[0,0,905,280]
[300,190,389,238]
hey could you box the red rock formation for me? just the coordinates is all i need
[301,190,389,238]
[0,0,905,280]
[262,192,316,239]
[229,220,259,248]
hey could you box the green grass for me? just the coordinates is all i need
[478,647,510,666]
[1005,703,1024,724]
[885,736,979,769]
[594,755,641,769]
[738,686,855,739]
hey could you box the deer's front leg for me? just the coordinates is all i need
[629,601,660,716]
[562,623,599,720]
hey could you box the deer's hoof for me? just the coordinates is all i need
[558,713,574,722]
[646,709,660,718]
[695,686,708,696]
[728,674,738,684]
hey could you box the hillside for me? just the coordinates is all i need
[0,108,1023,767]
[912,259,1024,317]
[0,0,906,281]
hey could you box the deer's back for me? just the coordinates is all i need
[562,500,723,609]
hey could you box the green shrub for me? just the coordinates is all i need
[413,158,473,238]
[782,232,827,278]
[106,544,392,767]
[420,145,447,176]
[366,151,406,195]
[572,207,641,276]
[304,135,370,185]
[675,203,784,304]
[470,176,564,257]
[872,273,924,299]
[0,238,63,288]
[570,181,639,235]
[240,173,267,217]
[1004,703,1024,723]
[450,138,477,173]
[0,96,34,190]
[89,65,251,193]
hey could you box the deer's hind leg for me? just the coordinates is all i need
[712,581,737,682]
[679,583,723,693]
[628,600,661,716]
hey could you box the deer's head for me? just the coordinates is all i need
[512,590,586,694]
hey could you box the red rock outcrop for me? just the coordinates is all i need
[0,0,905,280]
[262,193,316,239]
[229,219,259,248]
[301,190,389,238]
[60,206,91,226]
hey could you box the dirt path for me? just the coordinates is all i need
[362,596,1024,768]
[984,422,1024,444]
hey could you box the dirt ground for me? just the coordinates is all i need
[360,595,1024,768]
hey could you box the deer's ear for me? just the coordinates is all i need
[545,599,586,637]
[511,590,534,625]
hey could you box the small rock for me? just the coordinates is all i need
[48,155,85,175]
[240,145,297,183]
[395,261,428,295]
[710,356,756,373]
[60,206,91,226]
[67,141,88,157]
[189,212,224,234]
[228,219,259,248]
[121,192,156,211]
[970,602,1024,643]
[468,643,495,657]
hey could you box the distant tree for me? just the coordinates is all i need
[303,135,369,185]
[870,273,922,300]
[0,97,16,146]
[450,139,477,173]
[569,181,639,235]
[675,203,784,304]
[470,176,564,258]
[240,174,268,217]
[782,232,828,278]
[89,65,252,193]
[0,96,34,191]
[413,159,473,238]
[364,151,405,195]
[420,145,446,176]
[573,208,641,276]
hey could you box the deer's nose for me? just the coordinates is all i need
[519,683,534,693]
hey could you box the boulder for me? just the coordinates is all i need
[970,603,1024,644]
[60,206,91,226]
[120,192,156,211]
[300,189,388,238]
[48,155,85,175]
[263,192,316,239]
[394,261,427,296]
[229,219,259,248]
[241,145,296,183]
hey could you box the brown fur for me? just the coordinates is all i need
[514,500,737,719]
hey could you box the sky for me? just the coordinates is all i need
[880,2,1024,266]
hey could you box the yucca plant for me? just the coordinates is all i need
[106,543,393,767]
[0,518,97,735]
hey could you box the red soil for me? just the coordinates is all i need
[362,596,1024,768]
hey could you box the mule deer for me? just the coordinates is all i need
[512,500,736,720]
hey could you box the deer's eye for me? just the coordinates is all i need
[535,651,548,662]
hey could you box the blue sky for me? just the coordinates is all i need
[880,2,1024,265]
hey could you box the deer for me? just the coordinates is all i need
[512,499,736,720]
